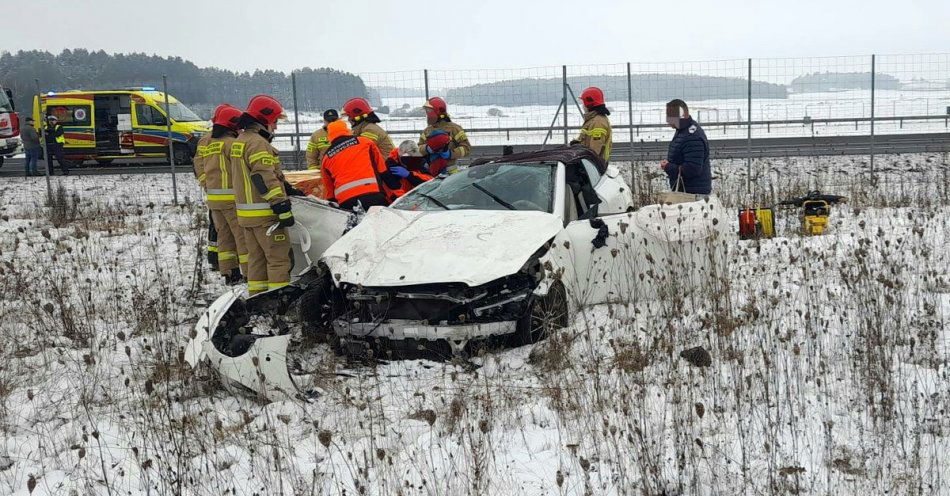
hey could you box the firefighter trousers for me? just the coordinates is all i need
[244,225,292,295]
[210,207,248,276]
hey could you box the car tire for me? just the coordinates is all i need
[173,143,192,165]
[515,282,569,346]
[297,277,334,335]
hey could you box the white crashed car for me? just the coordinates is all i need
[187,147,730,400]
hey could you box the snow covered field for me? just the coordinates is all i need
[0,153,948,495]
[271,89,950,151]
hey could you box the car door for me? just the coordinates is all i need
[133,102,169,156]
[559,211,644,307]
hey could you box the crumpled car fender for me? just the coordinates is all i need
[202,334,301,402]
[185,288,241,368]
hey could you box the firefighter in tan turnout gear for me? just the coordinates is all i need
[305,109,339,170]
[195,104,248,284]
[571,86,612,162]
[417,97,471,174]
[342,97,394,157]
[231,95,295,295]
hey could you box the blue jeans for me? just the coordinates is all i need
[24,148,40,175]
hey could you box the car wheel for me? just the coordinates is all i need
[515,282,569,346]
[173,143,192,165]
[297,277,334,335]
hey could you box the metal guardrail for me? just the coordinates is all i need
[274,114,950,139]
[4,133,948,178]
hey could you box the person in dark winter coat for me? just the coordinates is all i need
[660,99,711,194]
[20,117,42,176]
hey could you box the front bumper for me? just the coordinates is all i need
[333,319,517,342]
[0,137,19,155]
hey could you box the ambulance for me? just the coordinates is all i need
[32,87,209,166]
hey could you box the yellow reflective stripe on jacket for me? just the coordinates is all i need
[235,202,274,217]
[278,211,292,220]
[230,142,245,157]
[218,251,237,261]
[248,150,279,167]
[198,173,207,182]
[218,154,230,189]
[306,142,318,152]
[360,131,379,141]
[196,145,208,157]
[238,253,249,264]
[262,186,283,201]
[587,128,609,139]
[454,131,467,141]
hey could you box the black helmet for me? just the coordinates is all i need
[323,109,339,123]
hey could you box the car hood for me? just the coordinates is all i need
[322,208,562,287]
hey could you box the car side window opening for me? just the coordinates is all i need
[565,161,601,220]
[580,159,602,187]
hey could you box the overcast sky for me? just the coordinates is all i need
[6,0,949,74]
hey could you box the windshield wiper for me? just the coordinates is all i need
[417,192,450,210]
[472,183,516,210]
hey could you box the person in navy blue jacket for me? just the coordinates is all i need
[660,99,711,194]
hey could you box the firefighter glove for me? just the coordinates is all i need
[283,180,305,196]
[272,200,295,227]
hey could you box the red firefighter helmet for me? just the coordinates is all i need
[580,87,605,109]
[211,104,243,130]
[245,95,286,127]
[342,97,373,121]
[423,97,448,117]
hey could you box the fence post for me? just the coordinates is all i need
[34,78,52,197]
[626,62,635,195]
[746,58,752,195]
[291,71,301,169]
[562,65,569,145]
[870,54,876,177]
[424,69,430,100]
[162,75,179,205]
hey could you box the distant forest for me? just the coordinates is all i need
[0,50,375,118]
[789,72,900,93]
[445,74,788,107]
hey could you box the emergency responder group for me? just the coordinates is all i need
[195,94,478,293]
[195,87,709,293]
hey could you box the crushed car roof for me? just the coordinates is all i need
[472,145,608,174]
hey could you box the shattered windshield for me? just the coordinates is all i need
[393,162,555,213]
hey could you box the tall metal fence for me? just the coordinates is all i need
[13,53,950,204]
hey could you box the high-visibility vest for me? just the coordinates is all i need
[321,136,387,205]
